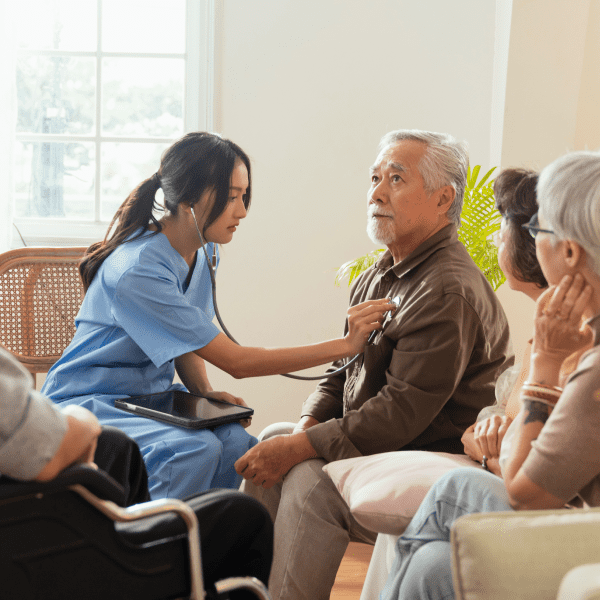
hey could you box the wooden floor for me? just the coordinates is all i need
[329,542,374,600]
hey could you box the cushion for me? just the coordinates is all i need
[323,451,480,535]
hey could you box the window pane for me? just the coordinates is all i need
[17,55,96,135]
[102,58,184,137]
[102,0,185,54]
[14,142,96,219]
[101,142,170,220]
[16,0,97,51]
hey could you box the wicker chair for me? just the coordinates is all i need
[0,247,86,375]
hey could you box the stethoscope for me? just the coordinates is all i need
[191,210,400,380]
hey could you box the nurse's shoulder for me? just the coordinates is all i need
[100,230,181,291]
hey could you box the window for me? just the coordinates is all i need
[13,0,214,246]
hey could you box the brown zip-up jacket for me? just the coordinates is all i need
[303,225,513,462]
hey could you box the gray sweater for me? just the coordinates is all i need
[0,347,67,480]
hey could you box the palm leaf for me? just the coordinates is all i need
[335,165,506,291]
[334,249,386,287]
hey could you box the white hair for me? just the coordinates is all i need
[537,150,600,274]
[378,129,469,227]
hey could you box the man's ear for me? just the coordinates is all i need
[435,185,456,215]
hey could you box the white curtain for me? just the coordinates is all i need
[0,0,16,252]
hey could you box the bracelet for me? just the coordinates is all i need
[481,455,489,471]
[523,381,563,393]
[520,388,561,402]
[522,384,562,398]
[521,395,558,408]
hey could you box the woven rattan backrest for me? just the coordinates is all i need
[0,247,86,374]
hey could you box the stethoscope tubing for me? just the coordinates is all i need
[193,213,360,380]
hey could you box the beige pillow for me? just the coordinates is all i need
[323,451,480,535]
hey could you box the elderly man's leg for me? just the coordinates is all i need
[241,423,376,600]
[251,458,376,600]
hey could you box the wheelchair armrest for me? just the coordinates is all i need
[0,463,127,506]
[72,485,204,600]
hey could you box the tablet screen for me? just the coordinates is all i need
[116,390,252,426]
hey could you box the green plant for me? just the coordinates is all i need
[458,166,505,290]
[334,165,506,290]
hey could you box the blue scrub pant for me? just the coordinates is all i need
[381,468,512,600]
[56,396,258,500]
[104,415,258,499]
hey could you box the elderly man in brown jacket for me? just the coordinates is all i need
[235,129,513,600]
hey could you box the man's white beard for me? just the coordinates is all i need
[367,215,396,245]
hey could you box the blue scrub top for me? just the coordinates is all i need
[42,230,221,402]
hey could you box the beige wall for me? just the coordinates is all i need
[502,0,590,171]
[208,0,498,435]
[574,0,600,150]
[502,0,600,169]
[35,2,600,437]
[500,0,600,367]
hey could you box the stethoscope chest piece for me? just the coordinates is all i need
[367,295,401,346]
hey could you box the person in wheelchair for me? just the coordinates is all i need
[0,345,273,599]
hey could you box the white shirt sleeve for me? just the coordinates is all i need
[476,362,520,422]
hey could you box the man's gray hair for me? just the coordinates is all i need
[378,129,469,227]
[537,150,600,274]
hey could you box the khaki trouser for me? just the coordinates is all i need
[240,423,377,600]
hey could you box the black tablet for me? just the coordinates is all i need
[114,390,253,430]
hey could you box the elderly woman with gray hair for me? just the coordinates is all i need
[380,150,600,600]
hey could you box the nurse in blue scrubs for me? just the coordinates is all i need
[41,132,392,500]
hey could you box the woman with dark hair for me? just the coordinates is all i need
[460,168,548,476]
[494,168,547,290]
[41,132,392,499]
[463,168,589,476]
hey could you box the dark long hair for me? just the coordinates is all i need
[80,132,252,292]
[494,168,547,289]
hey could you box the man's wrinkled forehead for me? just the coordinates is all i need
[369,145,409,175]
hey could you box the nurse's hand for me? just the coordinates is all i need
[344,298,396,355]
[205,390,248,406]
[205,391,252,428]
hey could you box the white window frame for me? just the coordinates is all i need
[13,0,215,247]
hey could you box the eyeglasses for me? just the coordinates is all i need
[521,213,554,238]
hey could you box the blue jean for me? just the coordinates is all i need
[380,467,513,600]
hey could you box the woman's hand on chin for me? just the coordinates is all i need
[533,273,594,363]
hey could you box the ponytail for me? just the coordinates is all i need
[79,174,162,292]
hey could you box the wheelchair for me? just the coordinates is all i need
[0,464,270,599]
